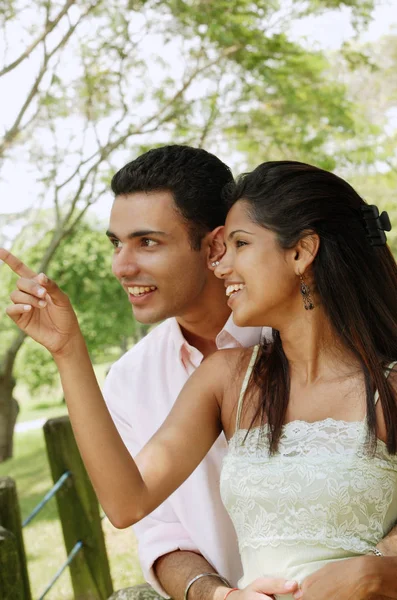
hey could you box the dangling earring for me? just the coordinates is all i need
[211,261,220,267]
[299,274,315,310]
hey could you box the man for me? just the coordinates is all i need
[101,145,397,600]
[1,145,396,600]
[103,145,260,599]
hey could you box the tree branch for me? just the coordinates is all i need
[197,67,225,148]
[0,0,77,78]
[0,2,98,158]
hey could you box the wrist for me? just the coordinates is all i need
[222,589,239,600]
[376,538,396,557]
[377,522,397,557]
[214,587,235,600]
[52,331,87,362]
[184,573,231,600]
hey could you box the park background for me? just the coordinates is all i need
[0,0,397,598]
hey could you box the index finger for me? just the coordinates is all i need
[0,248,38,278]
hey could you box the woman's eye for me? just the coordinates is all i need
[142,238,158,247]
[236,240,248,248]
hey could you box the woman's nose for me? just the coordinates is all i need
[214,258,233,279]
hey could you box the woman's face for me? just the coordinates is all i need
[216,200,299,328]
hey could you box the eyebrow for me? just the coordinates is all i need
[106,229,169,239]
[228,229,254,240]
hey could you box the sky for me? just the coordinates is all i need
[289,0,397,48]
[1,0,397,225]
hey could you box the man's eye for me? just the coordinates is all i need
[142,238,158,247]
[110,238,122,248]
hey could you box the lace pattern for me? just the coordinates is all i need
[220,419,397,555]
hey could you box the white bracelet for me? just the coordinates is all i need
[368,547,384,557]
[184,572,231,600]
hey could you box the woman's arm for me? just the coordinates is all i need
[0,249,225,527]
[55,332,223,527]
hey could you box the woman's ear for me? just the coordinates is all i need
[207,226,226,270]
[293,233,320,275]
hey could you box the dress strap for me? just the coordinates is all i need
[235,345,260,430]
[374,361,397,405]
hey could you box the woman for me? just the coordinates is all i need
[2,161,397,600]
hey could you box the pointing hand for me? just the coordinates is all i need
[1,248,82,357]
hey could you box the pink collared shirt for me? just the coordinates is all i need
[103,316,265,596]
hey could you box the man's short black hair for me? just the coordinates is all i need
[111,145,233,249]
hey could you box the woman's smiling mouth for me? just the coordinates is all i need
[226,283,245,298]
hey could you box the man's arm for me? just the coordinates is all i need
[154,551,230,600]
[155,552,299,600]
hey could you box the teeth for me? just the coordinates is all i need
[128,286,156,296]
[226,284,245,297]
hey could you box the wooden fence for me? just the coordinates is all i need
[0,416,113,600]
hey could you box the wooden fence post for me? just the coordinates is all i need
[0,477,32,600]
[0,525,27,600]
[44,416,113,600]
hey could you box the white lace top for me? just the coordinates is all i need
[220,346,397,596]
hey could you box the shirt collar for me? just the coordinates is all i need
[169,318,203,369]
[216,313,265,350]
[169,314,266,363]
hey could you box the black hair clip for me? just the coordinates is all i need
[360,205,392,246]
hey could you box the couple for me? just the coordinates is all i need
[2,146,397,600]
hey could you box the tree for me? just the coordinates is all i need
[0,0,376,460]
[328,32,397,168]
[328,33,397,256]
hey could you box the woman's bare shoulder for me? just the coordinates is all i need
[202,345,258,375]
[198,346,260,407]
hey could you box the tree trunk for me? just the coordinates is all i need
[0,373,19,462]
[0,334,25,463]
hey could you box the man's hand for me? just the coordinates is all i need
[0,248,81,356]
[229,578,298,600]
[293,556,392,600]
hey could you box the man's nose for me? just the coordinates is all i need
[112,248,140,280]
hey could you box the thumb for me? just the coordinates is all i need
[38,273,70,306]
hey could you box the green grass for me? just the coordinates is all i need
[1,363,145,599]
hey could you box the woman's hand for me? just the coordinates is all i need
[1,248,81,357]
[293,556,392,600]
[229,578,298,600]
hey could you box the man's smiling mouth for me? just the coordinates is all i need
[127,286,157,297]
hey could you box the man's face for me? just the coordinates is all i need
[107,190,212,323]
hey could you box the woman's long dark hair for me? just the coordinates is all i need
[227,161,397,454]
